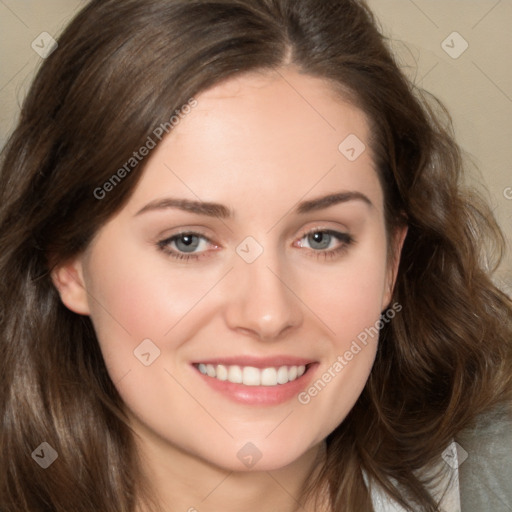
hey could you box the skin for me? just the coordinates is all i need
[53,66,407,512]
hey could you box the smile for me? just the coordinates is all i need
[195,363,307,386]
[191,356,317,405]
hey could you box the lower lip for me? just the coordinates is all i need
[193,364,318,406]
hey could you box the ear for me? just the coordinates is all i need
[382,224,408,310]
[51,257,90,315]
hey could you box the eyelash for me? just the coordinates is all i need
[157,228,355,262]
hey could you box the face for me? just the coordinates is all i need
[54,67,405,473]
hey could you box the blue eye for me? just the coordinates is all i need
[304,231,336,250]
[298,229,355,260]
[157,229,354,262]
[157,232,212,261]
[170,233,202,253]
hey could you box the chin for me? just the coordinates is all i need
[202,437,319,473]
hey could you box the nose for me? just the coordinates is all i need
[223,250,304,341]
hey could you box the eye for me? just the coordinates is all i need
[157,228,355,262]
[297,229,355,260]
[157,231,216,261]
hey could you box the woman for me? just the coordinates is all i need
[1,0,511,511]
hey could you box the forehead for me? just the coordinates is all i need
[123,67,382,219]
[177,67,370,157]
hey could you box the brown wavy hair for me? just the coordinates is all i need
[1,0,511,510]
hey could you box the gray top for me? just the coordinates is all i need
[456,402,512,512]
[370,402,512,511]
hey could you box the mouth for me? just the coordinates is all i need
[191,357,318,406]
[193,362,309,386]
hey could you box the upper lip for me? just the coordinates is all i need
[191,356,316,369]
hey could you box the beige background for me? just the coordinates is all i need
[0,0,511,292]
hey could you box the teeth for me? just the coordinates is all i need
[196,363,307,386]
[261,367,277,386]
[216,364,228,381]
[228,365,242,384]
[243,366,260,386]
[276,366,289,384]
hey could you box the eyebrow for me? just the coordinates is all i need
[134,191,373,218]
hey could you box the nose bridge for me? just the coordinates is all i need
[224,241,303,340]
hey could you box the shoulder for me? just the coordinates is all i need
[367,403,512,511]
[456,402,512,512]
[368,442,462,511]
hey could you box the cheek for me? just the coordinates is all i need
[293,234,388,432]
[305,230,389,342]
[82,238,216,379]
